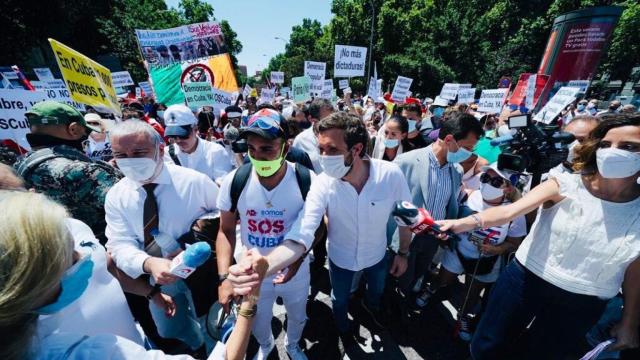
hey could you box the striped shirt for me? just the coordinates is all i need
[424,145,452,221]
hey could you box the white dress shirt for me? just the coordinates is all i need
[163,137,232,183]
[105,163,219,278]
[292,127,321,172]
[294,158,411,271]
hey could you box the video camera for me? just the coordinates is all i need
[494,114,574,177]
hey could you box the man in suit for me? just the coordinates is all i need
[387,112,484,294]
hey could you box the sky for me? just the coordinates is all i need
[165,0,333,75]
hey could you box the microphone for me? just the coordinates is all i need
[490,134,514,147]
[223,126,239,143]
[392,201,458,242]
[169,242,212,279]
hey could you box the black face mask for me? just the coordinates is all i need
[26,133,88,152]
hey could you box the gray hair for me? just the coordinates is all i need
[109,119,163,146]
[308,98,334,120]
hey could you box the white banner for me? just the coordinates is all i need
[391,76,413,103]
[112,71,135,88]
[334,45,367,78]
[42,88,86,112]
[339,79,349,89]
[260,87,275,103]
[304,61,326,96]
[478,88,509,114]
[34,67,55,81]
[457,88,476,105]
[534,87,581,124]
[525,74,536,110]
[270,71,284,84]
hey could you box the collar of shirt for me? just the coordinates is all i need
[427,144,450,169]
[175,137,203,159]
[126,163,171,190]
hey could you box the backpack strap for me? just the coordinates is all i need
[15,147,70,179]
[229,163,253,213]
[168,144,181,166]
[294,163,311,200]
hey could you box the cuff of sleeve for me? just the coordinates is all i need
[285,231,313,252]
[129,253,152,279]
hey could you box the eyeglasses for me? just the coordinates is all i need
[480,173,506,188]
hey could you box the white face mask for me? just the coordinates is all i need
[117,148,161,183]
[480,182,505,201]
[596,148,640,182]
[567,140,579,163]
[320,153,352,179]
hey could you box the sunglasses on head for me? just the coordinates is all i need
[480,173,506,188]
[249,117,283,137]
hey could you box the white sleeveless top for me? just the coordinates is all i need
[516,172,640,299]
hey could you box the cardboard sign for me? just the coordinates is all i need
[339,79,349,89]
[260,87,275,103]
[138,81,153,96]
[478,88,509,114]
[321,79,333,99]
[391,76,413,103]
[182,82,214,110]
[291,76,311,103]
[334,45,367,78]
[49,39,120,115]
[304,61,326,96]
[534,86,581,124]
[270,71,284,84]
[112,71,135,88]
[457,88,476,105]
[567,80,590,93]
[34,67,55,81]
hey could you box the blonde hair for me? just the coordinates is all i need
[0,163,24,190]
[0,191,73,360]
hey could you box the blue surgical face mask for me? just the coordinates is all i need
[384,138,399,148]
[37,255,94,315]
[407,119,417,133]
[446,140,473,163]
[157,110,165,119]
[433,107,445,118]
[577,104,586,112]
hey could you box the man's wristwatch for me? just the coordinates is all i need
[218,273,229,282]
[398,250,410,258]
[146,284,161,300]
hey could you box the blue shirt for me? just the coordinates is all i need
[424,145,452,221]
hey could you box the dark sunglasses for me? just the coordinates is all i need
[480,173,506,188]
[167,134,190,140]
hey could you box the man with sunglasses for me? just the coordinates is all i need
[162,104,232,185]
[216,108,314,360]
[388,112,485,295]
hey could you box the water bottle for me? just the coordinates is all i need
[150,229,181,257]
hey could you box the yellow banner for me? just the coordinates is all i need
[48,39,120,115]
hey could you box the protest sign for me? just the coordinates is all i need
[260,87,275,103]
[439,83,472,101]
[242,84,252,99]
[1,71,17,80]
[331,89,337,103]
[525,74,537,110]
[567,80,590,93]
[334,45,367,78]
[366,77,378,99]
[280,87,291,98]
[457,88,476,105]
[270,71,284,84]
[304,61,326,96]
[182,82,214,110]
[45,79,66,89]
[509,73,549,108]
[321,79,333,99]
[210,87,233,112]
[391,76,413,103]
[31,81,45,90]
[292,76,311,103]
[478,88,509,114]
[339,79,349,89]
[135,87,142,98]
[111,71,135,88]
[34,67,55,81]
[135,22,238,106]
[534,86,581,124]
[139,81,153,96]
[343,87,352,95]
[42,87,86,112]
[49,39,120,115]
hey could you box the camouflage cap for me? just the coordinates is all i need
[25,101,100,132]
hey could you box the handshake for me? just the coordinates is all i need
[226,249,271,296]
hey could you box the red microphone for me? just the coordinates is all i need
[392,201,458,242]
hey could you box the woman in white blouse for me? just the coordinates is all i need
[438,114,640,359]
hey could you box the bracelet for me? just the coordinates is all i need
[470,214,484,229]
[218,273,229,282]
[397,250,410,258]
[237,304,257,318]
[146,284,161,300]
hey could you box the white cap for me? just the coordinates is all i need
[481,162,516,180]
[84,113,115,132]
[163,104,197,127]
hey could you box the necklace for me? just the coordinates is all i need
[260,183,281,208]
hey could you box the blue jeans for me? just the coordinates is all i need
[471,260,607,360]
[329,256,388,333]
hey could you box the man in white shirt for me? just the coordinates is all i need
[292,98,334,172]
[216,108,313,360]
[106,120,219,354]
[227,112,413,352]
[162,104,232,184]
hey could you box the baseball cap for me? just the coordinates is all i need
[224,105,242,118]
[240,108,286,140]
[482,162,519,184]
[26,101,100,132]
[84,113,115,133]
[164,104,197,137]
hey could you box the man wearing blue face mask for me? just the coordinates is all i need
[401,103,429,150]
[388,112,484,295]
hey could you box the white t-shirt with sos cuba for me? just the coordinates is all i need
[217,162,314,258]
[457,191,527,259]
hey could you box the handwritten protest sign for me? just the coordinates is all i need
[34,68,55,81]
[260,87,275,103]
[320,79,333,99]
[270,71,284,84]
[304,61,326,96]
[334,45,367,78]
[391,76,413,103]
[457,88,476,105]
[49,39,120,115]
[182,82,214,110]
[339,79,349,89]
[292,76,311,103]
[534,86,581,124]
[439,83,472,101]
[112,71,135,88]
[478,88,509,114]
